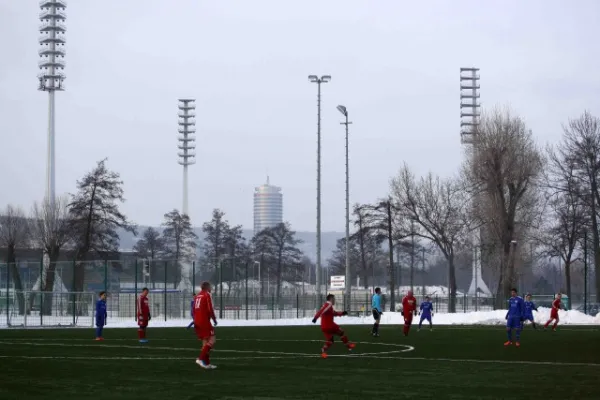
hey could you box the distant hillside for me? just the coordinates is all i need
[117,227,343,262]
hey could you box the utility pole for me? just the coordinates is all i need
[308,75,331,302]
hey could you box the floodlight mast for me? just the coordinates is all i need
[308,74,331,301]
[38,0,67,207]
[337,105,352,310]
[460,68,491,300]
[178,99,196,216]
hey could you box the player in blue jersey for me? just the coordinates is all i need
[522,293,538,330]
[187,293,195,329]
[371,287,382,337]
[95,291,107,341]
[418,296,434,332]
[505,288,525,347]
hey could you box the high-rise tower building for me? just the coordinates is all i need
[253,177,283,235]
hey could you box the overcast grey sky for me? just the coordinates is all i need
[1,0,599,232]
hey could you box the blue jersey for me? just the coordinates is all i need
[95,299,107,325]
[372,294,382,313]
[420,301,433,317]
[506,296,524,319]
[523,301,537,318]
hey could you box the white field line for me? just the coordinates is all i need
[2,339,599,367]
[0,339,414,357]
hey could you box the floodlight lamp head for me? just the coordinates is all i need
[308,75,318,82]
[321,75,331,82]
[336,105,347,116]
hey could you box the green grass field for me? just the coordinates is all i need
[0,325,599,399]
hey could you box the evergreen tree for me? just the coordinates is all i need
[68,159,135,294]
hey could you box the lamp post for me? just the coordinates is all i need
[308,74,331,302]
[337,105,352,310]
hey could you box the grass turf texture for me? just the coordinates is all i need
[1,325,599,400]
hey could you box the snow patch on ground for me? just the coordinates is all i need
[100,308,599,329]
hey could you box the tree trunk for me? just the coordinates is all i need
[6,247,26,315]
[42,248,61,316]
[589,177,600,299]
[386,202,395,312]
[565,259,572,309]
[276,255,282,302]
[448,257,457,313]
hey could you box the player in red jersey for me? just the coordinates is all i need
[137,288,150,343]
[544,293,563,331]
[312,294,355,358]
[193,282,218,369]
[402,290,418,336]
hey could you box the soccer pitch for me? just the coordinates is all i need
[1,325,599,399]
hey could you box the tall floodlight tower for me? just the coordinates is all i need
[177,99,196,292]
[460,68,492,298]
[308,75,331,301]
[38,1,67,206]
[178,99,196,216]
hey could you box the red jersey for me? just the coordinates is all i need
[193,290,216,327]
[314,301,344,330]
[552,298,561,310]
[137,294,150,318]
[402,295,417,315]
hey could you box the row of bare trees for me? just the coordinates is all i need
[328,109,599,312]
[0,159,206,315]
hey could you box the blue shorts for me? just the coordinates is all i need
[96,319,105,327]
[506,317,521,329]
[420,315,431,322]
[523,315,534,322]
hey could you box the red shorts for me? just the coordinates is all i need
[551,310,559,319]
[403,313,413,324]
[321,324,343,338]
[137,316,149,328]
[195,324,215,340]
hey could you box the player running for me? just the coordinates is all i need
[312,294,355,358]
[95,291,107,341]
[522,294,538,329]
[505,288,525,347]
[194,282,218,369]
[402,290,417,336]
[371,287,382,337]
[187,293,195,330]
[544,293,563,331]
[418,295,433,332]
[137,288,151,343]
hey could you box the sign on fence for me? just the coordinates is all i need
[330,275,345,290]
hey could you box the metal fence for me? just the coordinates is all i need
[1,289,597,328]
[1,260,597,327]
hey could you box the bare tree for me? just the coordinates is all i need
[360,199,400,311]
[463,109,543,307]
[554,111,600,298]
[30,196,72,315]
[255,222,303,301]
[0,205,30,314]
[535,146,587,303]
[391,165,471,312]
